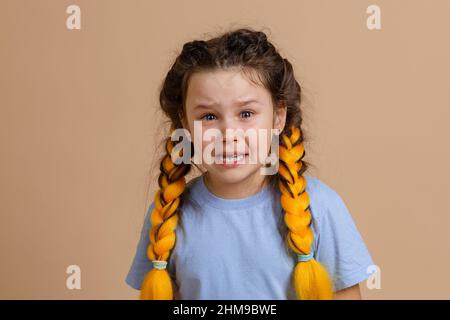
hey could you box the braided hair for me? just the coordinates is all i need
[140,28,334,300]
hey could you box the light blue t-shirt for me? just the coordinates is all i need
[125,174,375,299]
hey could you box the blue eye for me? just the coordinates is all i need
[202,113,217,121]
[241,111,254,119]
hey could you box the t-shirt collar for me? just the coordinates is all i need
[191,174,274,210]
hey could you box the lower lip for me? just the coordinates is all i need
[219,154,248,168]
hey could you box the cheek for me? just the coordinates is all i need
[189,124,210,148]
[247,128,273,161]
[261,132,273,156]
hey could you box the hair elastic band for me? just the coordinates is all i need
[297,252,314,262]
[152,260,168,270]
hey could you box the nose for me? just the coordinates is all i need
[217,120,247,155]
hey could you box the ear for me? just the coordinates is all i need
[273,101,287,134]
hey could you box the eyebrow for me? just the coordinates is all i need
[193,99,260,111]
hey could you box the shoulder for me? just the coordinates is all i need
[143,175,203,228]
[147,175,200,211]
[305,175,342,202]
[305,175,351,224]
[305,176,374,291]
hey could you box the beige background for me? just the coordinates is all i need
[1,0,449,299]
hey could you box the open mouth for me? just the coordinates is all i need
[215,153,249,164]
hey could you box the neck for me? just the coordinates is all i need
[203,171,269,199]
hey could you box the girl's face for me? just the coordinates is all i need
[182,67,286,186]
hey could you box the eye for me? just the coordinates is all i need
[201,113,217,121]
[240,110,254,119]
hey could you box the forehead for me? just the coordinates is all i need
[185,68,272,110]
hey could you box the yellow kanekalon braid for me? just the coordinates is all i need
[278,126,334,300]
[140,125,190,300]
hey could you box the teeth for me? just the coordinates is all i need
[221,154,245,163]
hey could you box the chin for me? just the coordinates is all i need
[207,165,261,184]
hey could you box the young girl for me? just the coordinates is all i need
[125,28,374,300]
